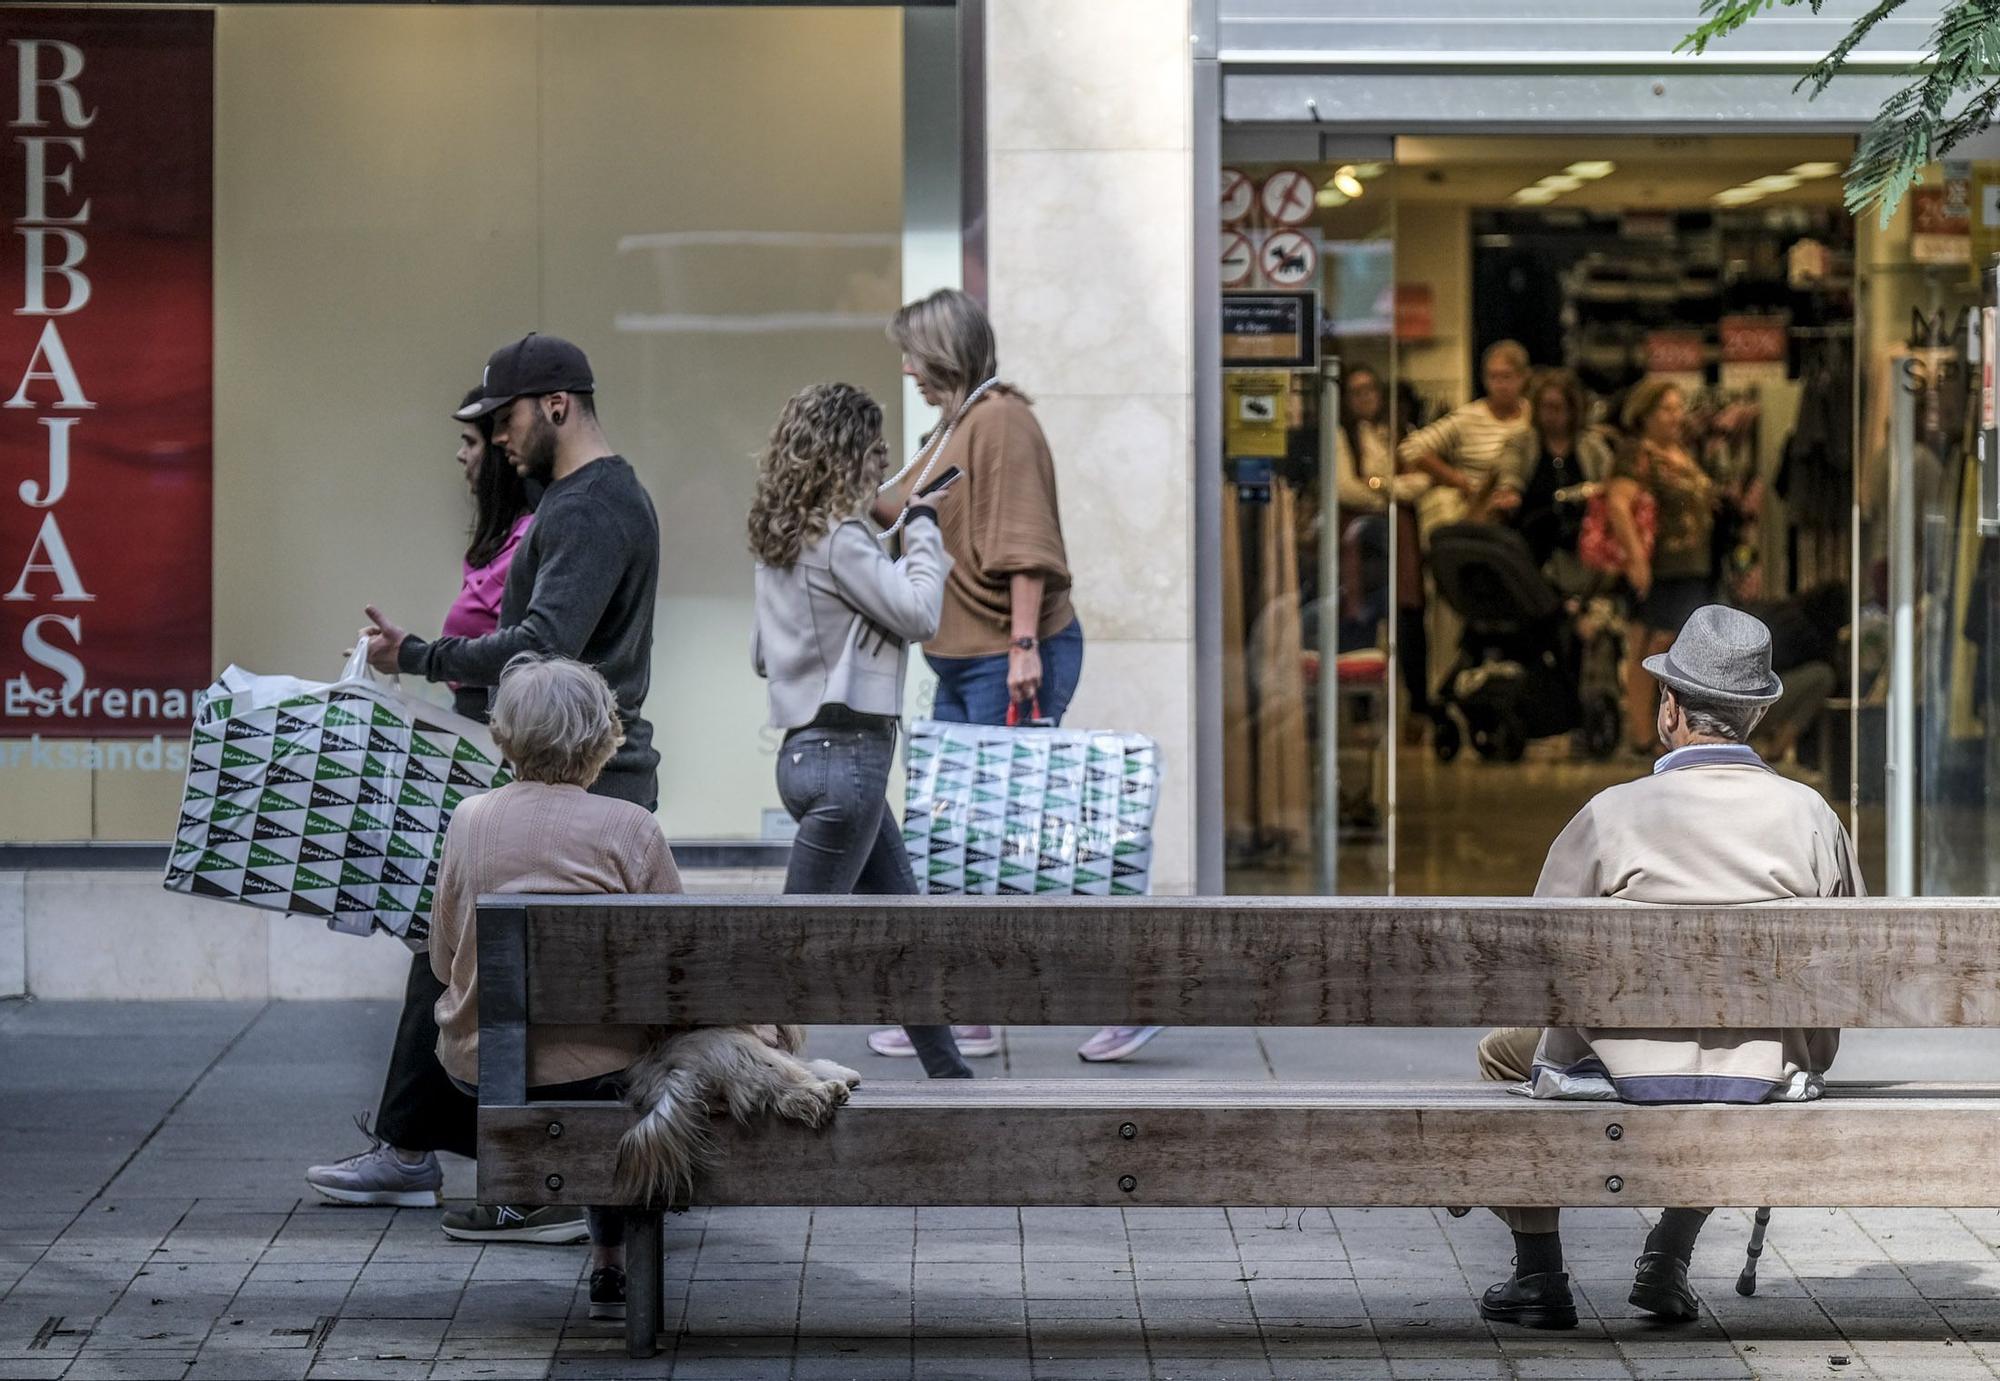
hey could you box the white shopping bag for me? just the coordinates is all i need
[901,719,1160,896]
[163,639,511,943]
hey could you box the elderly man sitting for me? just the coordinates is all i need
[1475,604,1864,1331]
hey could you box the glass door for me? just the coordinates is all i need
[1218,132,1874,898]
[1853,165,1999,896]
[1217,149,1398,895]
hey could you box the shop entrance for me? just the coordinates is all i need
[1217,132,1999,898]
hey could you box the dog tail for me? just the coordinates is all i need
[613,1045,716,1206]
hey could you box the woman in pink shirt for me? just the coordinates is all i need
[303,389,547,1240]
[440,389,535,720]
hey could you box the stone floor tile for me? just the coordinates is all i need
[1025,1360,1153,1381]
[1384,1360,1513,1379]
[790,1336,914,1379]
[305,1361,431,1381]
[184,1351,317,1380]
[0,1364,66,1381]
[63,1356,198,1381]
[427,1360,556,1379]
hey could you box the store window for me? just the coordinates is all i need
[1216,134,1971,897]
[0,5,913,845]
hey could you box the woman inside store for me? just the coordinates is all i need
[1332,363,1435,730]
[1511,367,1613,582]
[747,381,973,1082]
[876,288,1153,1066]
[1397,338,1534,543]
[1607,376,1718,756]
[303,389,557,1241]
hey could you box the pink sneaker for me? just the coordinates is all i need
[1077,1025,1165,1062]
[866,1025,1000,1057]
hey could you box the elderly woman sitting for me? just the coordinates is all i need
[428,653,682,1323]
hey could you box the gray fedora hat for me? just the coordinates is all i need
[1642,604,1784,707]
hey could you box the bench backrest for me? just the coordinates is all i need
[473,895,2000,1099]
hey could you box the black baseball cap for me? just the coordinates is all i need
[454,333,594,420]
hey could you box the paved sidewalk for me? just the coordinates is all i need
[6,999,2000,1380]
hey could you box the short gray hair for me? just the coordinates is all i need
[489,654,624,787]
[1669,688,1766,743]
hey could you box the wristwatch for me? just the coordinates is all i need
[1012,636,1038,651]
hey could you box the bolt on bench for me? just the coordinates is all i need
[474,893,2000,1358]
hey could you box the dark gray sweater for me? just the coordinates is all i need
[399,455,660,806]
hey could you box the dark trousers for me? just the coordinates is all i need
[374,951,478,1158]
[778,715,970,1079]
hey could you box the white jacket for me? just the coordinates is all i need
[751,512,952,730]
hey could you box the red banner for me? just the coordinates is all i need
[0,10,212,739]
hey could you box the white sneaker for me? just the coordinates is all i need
[305,1115,443,1208]
[866,1025,1000,1057]
[1077,1025,1166,1063]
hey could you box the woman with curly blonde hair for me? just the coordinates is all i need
[748,381,970,1080]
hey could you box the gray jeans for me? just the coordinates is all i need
[777,715,970,1079]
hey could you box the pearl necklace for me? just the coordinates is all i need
[876,376,999,540]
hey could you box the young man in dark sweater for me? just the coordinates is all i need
[309,335,660,1251]
[366,333,660,806]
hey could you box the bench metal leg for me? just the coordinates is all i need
[625,1209,665,1358]
[1736,1206,1774,1297]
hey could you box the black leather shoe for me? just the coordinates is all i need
[1478,1271,1578,1330]
[1629,1251,1700,1322]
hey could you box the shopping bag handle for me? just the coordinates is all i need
[341,635,398,689]
[1005,697,1052,728]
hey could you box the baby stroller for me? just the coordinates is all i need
[1426,522,1621,762]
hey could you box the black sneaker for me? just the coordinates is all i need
[1630,1251,1700,1322]
[589,1266,626,1321]
[440,1204,588,1244]
[1478,1271,1578,1330]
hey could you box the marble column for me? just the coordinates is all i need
[984,0,1196,891]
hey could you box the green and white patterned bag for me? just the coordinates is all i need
[164,640,511,944]
[902,719,1159,895]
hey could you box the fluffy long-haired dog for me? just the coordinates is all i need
[614,1024,861,1204]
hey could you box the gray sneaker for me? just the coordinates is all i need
[441,1203,589,1245]
[305,1114,443,1208]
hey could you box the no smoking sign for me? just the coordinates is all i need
[1220,231,1253,288]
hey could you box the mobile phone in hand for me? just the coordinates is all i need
[917,466,963,497]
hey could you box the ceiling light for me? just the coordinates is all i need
[1566,161,1617,180]
[1315,186,1351,208]
[1747,174,1803,192]
[1331,166,1366,198]
[1789,161,1842,179]
[1538,175,1585,192]
[1512,187,1559,204]
[1351,163,1388,181]
[1713,188,1764,206]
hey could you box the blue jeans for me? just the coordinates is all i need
[927,618,1084,726]
[777,713,971,1079]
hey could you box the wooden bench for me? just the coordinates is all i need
[474,893,2000,1357]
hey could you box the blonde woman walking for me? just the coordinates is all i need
[875,288,1157,1065]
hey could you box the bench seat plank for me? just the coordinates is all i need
[502,895,2000,1029]
[479,1080,2000,1209]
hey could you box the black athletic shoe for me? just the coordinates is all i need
[1629,1251,1700,1322]
[1478,1271,1578,1330]
[589,1266,627,1321]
